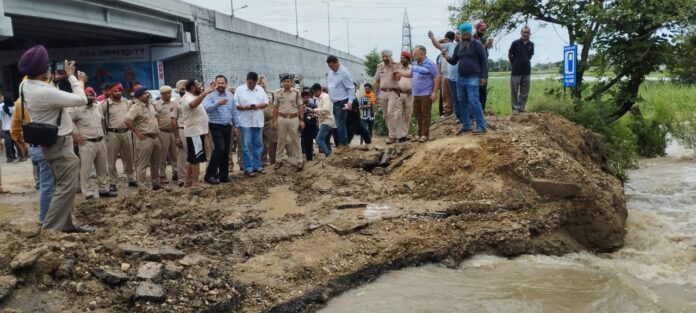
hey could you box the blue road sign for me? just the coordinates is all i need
[563,45,577,88]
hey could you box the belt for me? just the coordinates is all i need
[143,133,158,139]
[178,127,184,129]
[401,90,412,95]
[107,128,129,133]
[85,137,103,143]
[159,129,173,133]
[278,112,299,119]
[380,88,401,93]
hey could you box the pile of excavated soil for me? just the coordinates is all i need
[0,113,627,312]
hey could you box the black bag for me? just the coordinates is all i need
[20,86,62,147]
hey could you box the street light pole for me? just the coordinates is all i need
[231,0,234,17]
[321,1,331,49]
[294,0,299,37]
[346,19,350,54]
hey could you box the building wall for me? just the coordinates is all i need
[191,9,367,90]
[163,52,202,87]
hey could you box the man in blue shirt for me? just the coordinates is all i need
[326,55,355,150]
[203,75,240,184]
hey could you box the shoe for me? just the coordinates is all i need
[99,191,118,198]
[18,157,27,163]
[244,172,257,178]
[219,178,232,183]
[256,169,266,175]
[457,128,473,135]
[160,177,170,184]
[385,138,397,145]
[473,129,488,135]
[152,184,164,191]
[109,184,118,192]
[85,195,97,201]
[274,162,283,170]
[128,181,138,188]
[204,177,220,185]
[418,136,429,143]
[68,225,96,233]
[178,182,185,187]
[171,174,178,182]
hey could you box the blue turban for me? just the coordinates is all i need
[133,86,148,98]
[459,23,473,34]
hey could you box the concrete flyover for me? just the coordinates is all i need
[0,0,366,95]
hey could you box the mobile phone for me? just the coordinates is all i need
[55,62,65,72]
[250,104,256,108]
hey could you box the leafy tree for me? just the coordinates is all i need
[669,30,696,85]
[364,49,381,78]
[450,0,696,120]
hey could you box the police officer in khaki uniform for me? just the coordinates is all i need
[398,51,415,141]
[154,85,177,184]
[124,87,162,194]
[171,80,187,187]
[272,74,304,170]
[259,75,277,165]
[101,83,137,191]
[71,87,117,200]
[373,50,402,145]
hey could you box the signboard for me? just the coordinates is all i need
[156,61,165,88]
[563,45,577,88]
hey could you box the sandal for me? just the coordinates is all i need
[418,136,428,142]
[385,138,397,145]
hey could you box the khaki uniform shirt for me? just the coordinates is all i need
[263,91,274,127]
[375,62,401,90]
[154,99,174,131]
[101,97,131,129]
[170,97,183,126]
[399,64,413,92]
[70,104,104,139]
[273,88,302,115]
[125,99,159,135]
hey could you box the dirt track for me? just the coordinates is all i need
[0,113,627,312]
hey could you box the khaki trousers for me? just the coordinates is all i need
[399,93,414,138]
[158,130,177,179]
[176,128,187,183]
[413,96,433,138]
[262,125,277,164]
[41,136,80,232]
[135,136,161,190]
[275,117,302,166]
[380,91,401,139]
[79,140,108,197]
[106,131,135,184]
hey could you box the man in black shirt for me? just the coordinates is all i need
[508,26,535,115]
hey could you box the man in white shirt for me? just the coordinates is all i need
[18,45,91,233]
[181,79,214,188]
[234,72,270,177]
[309,83,336,156]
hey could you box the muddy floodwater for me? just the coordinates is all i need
[322,143,696,313]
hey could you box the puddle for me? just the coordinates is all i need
[259,185,308,219]
[0,194,39,225]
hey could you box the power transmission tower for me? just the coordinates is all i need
[401,9,413,53]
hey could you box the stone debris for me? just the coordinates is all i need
[90,268,128,285]
[119,244,186,261]
[134,282,165,302]
[136,262,162,281]
[0,275,17,302]
[10,246,48,270]
[531,178,582,199]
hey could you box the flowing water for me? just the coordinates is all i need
[322,143,696,313]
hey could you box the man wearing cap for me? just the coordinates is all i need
[101,83,137,191]
[272,74,304,171]
[442,23,489,135]
[326,55,355,150]
[397,45,440,142]
[71,87,116,200]
[475,21,492,111]
[18,45,91,233]
[154,85,178,184]
[203,75,239,184]
[398,51,414,141]
[373,50,401,145]
[171,79,188,187]
[124,87,162,194]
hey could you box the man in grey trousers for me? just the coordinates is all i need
[19,45,94,233]
[508,26,535,114]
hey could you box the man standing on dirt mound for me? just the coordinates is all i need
[102,83,138,191]
[124,86,163,194]
[326,55,355,151]
[235,72,270,177]
[272,74,304,171]
[373,50,401,145]
[442,22,488,135]
[397,46,440,142]
[398,51,414,142]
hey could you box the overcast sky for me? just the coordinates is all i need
[181,0,568,64]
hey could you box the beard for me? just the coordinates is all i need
[179,90,185,97]
[194,87,203,96]
[112,94,122,101]
[217,86,225,93]
[461,40,471,49]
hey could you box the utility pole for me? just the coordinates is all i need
[231,0,234,16]
[321,1,331,49]
[294,0,299,37]
[346,19,350,54]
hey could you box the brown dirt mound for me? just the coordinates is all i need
[0,113,626,312]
